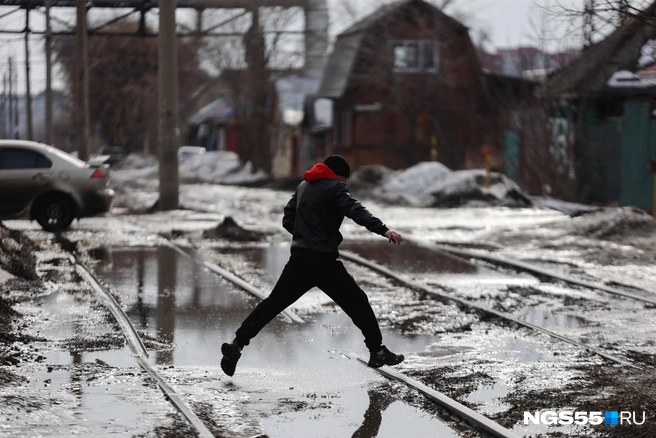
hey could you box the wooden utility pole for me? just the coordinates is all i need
[24,8,33,141]
[45,0,53,144]
[75,0,90,160]
[158,0,180,209]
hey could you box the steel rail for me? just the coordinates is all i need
[68,252,215,438]
[339,250,640,370]
[407,238,656,307]
[347,353,521,438]
[119,216,304,324]
[161,240,305,324]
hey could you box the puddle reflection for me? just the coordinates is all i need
[93,246,458,437]
[341,241,477,275]
[23,348,162,437]
[514,308,589,330]
[156,247,175,365]
[352,389,394,438]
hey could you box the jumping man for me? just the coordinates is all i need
[221,155,404,376]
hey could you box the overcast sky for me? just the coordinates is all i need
[0,0,605,95]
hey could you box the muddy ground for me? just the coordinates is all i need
[2,197,656,437]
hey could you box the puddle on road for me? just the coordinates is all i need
[6,352,159,437]
[514,308,590,330]
[466,383,510,415]
[341,240,537,289]
[4,294,181,437]
[206,244,565,364]
[93,246,462,437]
[341,241,477,275]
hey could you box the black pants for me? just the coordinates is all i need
[235,250,383,352]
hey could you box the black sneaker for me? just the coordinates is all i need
[368,345,404,368]
[221,341,242,376]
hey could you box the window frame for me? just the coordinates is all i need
[391,40,439,73]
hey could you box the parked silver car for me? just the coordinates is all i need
[0,140,115,231]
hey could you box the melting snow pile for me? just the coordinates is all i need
[565,207,656,241]
[347,164,399,193]
[368,162,532,208]
[112,151,268,185]
[532,197,601,217]
[0,222,38,280]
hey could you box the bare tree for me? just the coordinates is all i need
[53,20,205,155]
[201,6,303,173]
[548,0,655,45]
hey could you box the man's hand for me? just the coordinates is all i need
[384,230,403,244]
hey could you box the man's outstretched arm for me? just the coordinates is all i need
[334,182,402,244]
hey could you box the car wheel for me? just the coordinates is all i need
[34,195,75,232]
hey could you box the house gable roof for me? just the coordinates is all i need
[540,1,656,97]
[318,0,467,99]
[317,32,364,98]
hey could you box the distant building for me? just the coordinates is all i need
[309,0,493,173]
[477,46,579,81]
[537,0,656,210]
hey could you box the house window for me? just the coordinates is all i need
[392,40,438,73]
[394,43,419,70]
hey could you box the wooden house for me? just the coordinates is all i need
[316,0,494,171]
[538,1,656,209]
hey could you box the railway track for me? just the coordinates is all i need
[58,236,215,438]
[154,236,646,436]
[50,215,652,436]
[125,235,523,437]
[339,250,640,369]
[407,238,656,306]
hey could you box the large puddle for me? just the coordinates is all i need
[205,243,566,363]
[4,279,180,437]
[93,246,462,437]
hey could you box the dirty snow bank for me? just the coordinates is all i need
[347,164,399,193]
[564,207,656,241]
[366,162,532,208]
[532,196,602,217]
[0,222,38,280]
[483,206,656,272]
[111,151,268,185]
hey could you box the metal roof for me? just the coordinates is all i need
[317,0,467,99]
[317,32,363,98]
[187,97,233,125]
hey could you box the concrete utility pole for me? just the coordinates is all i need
[45,0,53,144]
[9,57,19,139]
[6,66,12,138]
[1,73,6,138]
[24,8,33,141]
[75,0,90,160]
[158,0,180,210]
[583,0,596,47]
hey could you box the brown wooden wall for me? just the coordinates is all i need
[331,0,494,171]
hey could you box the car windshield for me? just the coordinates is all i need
[47,147,87,167]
